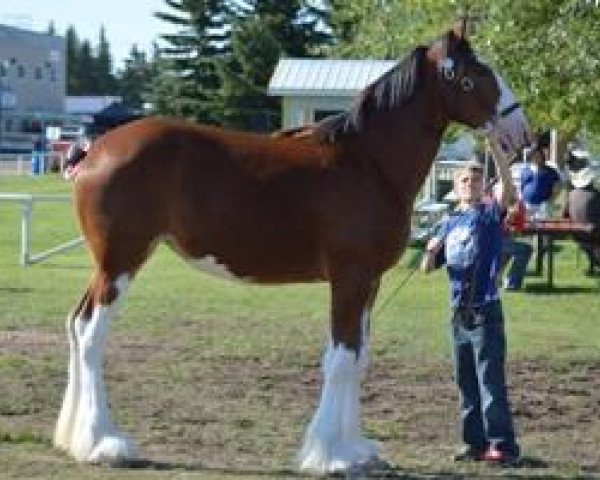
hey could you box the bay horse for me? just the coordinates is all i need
[54,26,530,475]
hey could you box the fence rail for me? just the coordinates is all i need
[0,192,83,266]
[0,152,66,175]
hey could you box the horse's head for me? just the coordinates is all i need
[427,25,531,160]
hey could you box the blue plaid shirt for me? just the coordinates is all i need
[435,199,503,309]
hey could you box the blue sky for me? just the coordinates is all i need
[1,0,177,70]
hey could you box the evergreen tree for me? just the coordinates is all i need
[149,0,229,123]
[65,25,118,95]
[65,26,82,94]
[95,26,116,94]
[78,40,97,94]
[232,0,331,57]
[220,0,332,130]
[150,0,332,129]
[118,45,154,108]
[220,17,281,130]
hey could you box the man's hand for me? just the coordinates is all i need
[421,236,443,273]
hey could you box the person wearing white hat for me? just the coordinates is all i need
[562,148,600,274]
[566,148,600,190]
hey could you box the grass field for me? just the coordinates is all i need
[1,174,599,479]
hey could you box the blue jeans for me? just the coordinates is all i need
[503,238,532,289]
[449,300,519,455]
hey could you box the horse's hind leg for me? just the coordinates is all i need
[55,271,138,464]
[298,267,382,474]
[54,289,91,450]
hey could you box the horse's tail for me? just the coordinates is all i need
[63,143,88,181]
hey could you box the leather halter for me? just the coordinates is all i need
[499,102,521,118]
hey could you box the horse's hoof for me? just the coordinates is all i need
[334,457,392,479]
[87,436,139,466]
[347,455,392,475]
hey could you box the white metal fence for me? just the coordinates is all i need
[0,152,66,175]
[0,192,83,266]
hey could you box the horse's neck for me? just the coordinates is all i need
[365,92,447,205]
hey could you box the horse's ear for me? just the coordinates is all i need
[452,14,476,39]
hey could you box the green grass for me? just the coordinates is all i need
[2,176,599,358]
[1,174,600,478]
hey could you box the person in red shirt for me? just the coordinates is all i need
[501,199,532,290]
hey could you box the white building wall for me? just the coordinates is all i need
[282,96,355,129]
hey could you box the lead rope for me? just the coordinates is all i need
[373,219,448,317]
[373,259,421,318]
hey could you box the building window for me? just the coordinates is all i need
[50,68,56,82]
[0,63,5,77]
[35,67,43,80]
[21,119,43,134]
[17,65,25,78]
[10,58,17,65]
[5,118,13,132]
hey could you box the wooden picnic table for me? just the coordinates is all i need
[521,219,595,288]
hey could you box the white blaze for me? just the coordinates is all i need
[487,73,531,157]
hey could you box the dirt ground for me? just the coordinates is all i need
[1,328,599,479]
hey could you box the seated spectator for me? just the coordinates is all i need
[562,148,600,274]
[520,130,562,218]
[503,200,532,290]
[493,180,532,291]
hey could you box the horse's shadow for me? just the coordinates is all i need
[115,458,420,478]
[0,287,34,294]
[112,458,298,477]
[524,284,599,295]
[111,455,558,479]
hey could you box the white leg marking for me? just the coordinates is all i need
[54,313,80,450]
[68,275,138,464]
[298,312,380,475]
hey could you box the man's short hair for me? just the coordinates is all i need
[454,159,484,181]
[464,158,484,171]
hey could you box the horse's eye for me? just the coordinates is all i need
[461,77,474,92]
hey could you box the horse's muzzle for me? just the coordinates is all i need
[482,103,531,161]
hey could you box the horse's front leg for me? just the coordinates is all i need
[298,268,382,475]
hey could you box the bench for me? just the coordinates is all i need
[521,219,595,288]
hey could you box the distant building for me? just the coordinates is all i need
[0,23,66,152]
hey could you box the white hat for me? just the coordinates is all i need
[569,166,598,189]
[570,148,590,159]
